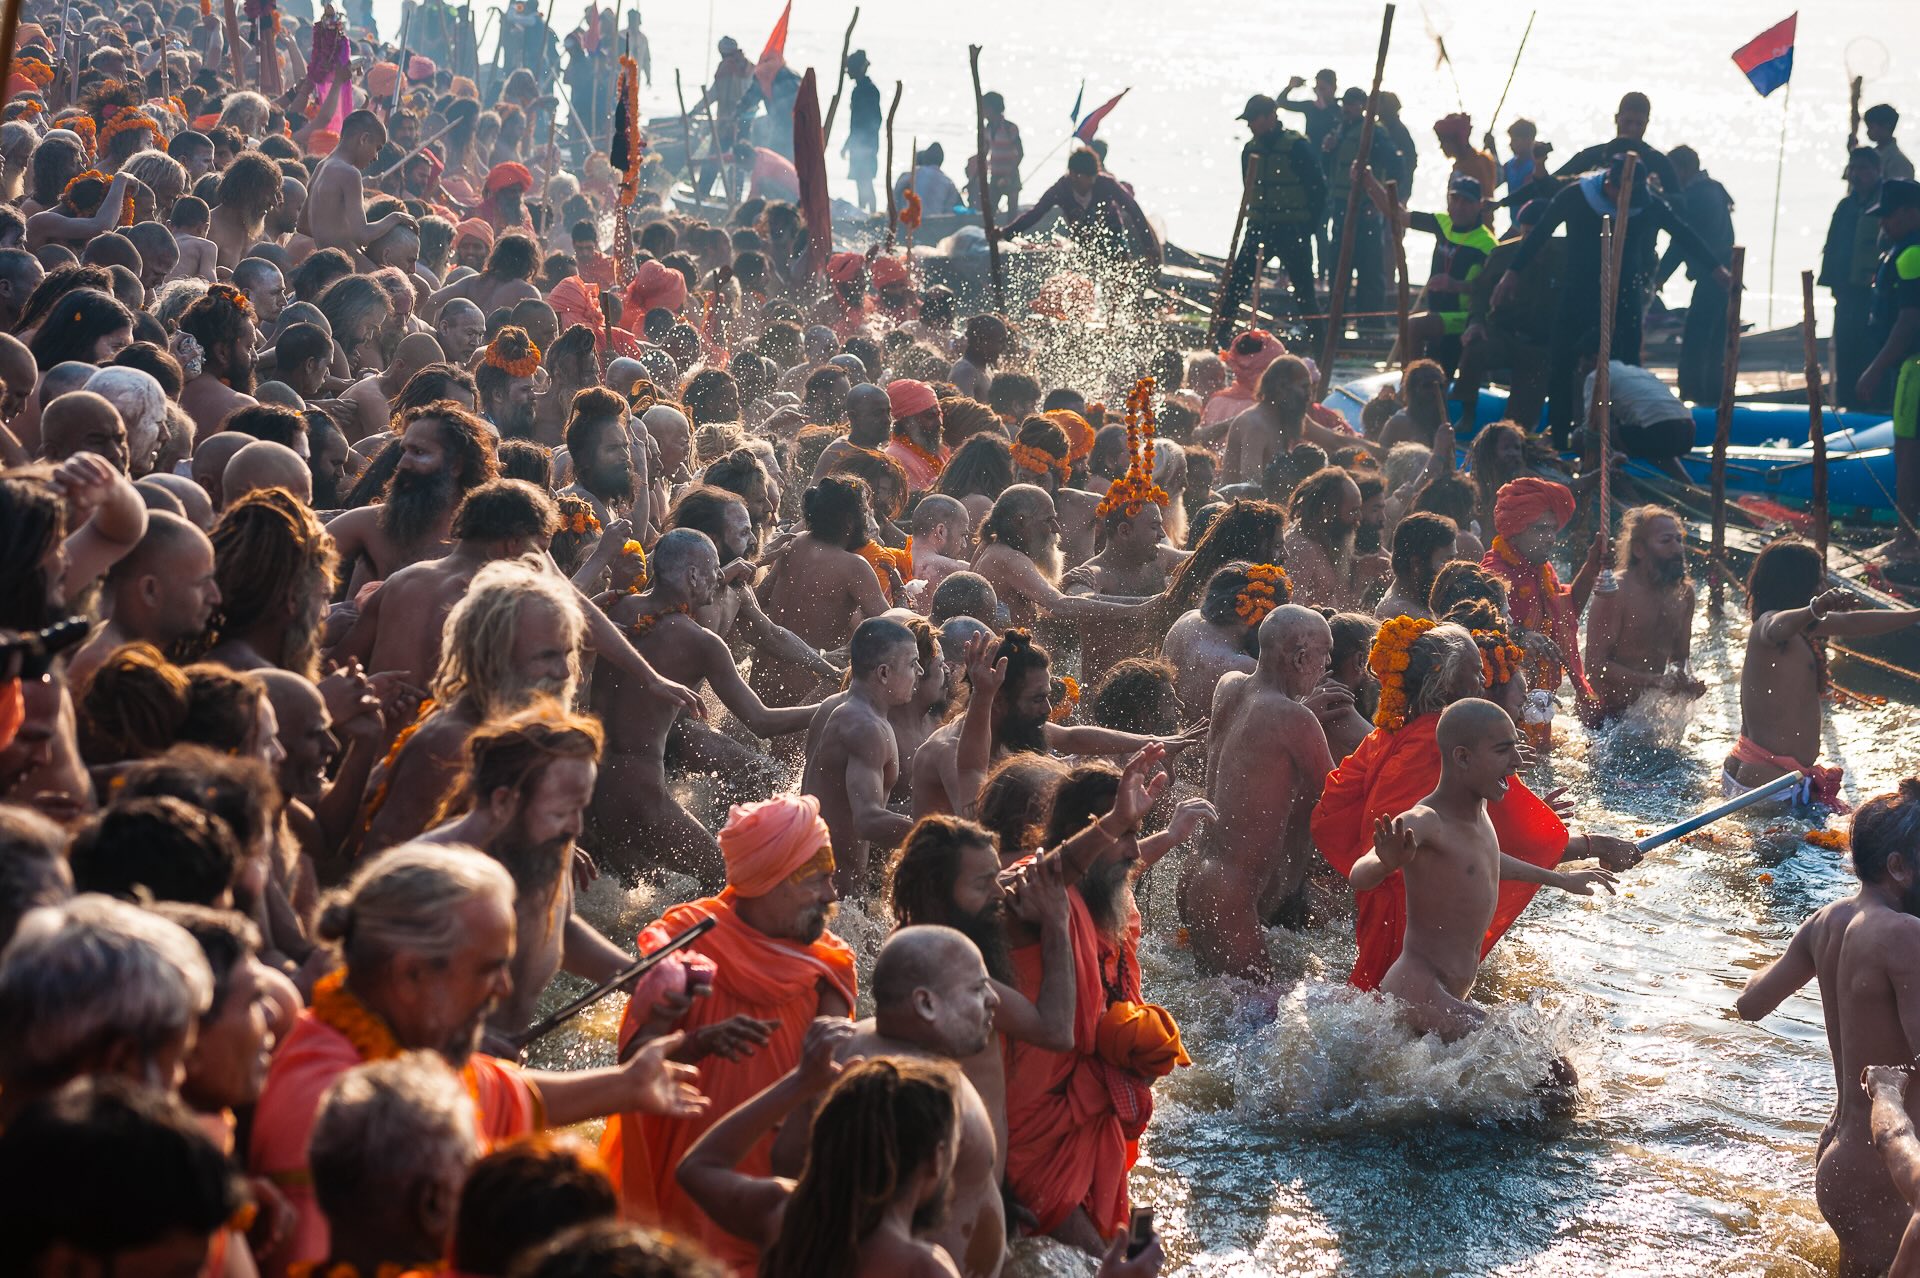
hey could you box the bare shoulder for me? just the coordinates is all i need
[400,713,471,768]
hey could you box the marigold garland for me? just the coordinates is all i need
[207,282,255,317]
[483,339,541,377]
[565,509,600,535]
[1095,376,1171,521]
[889,429,944,479]
[1010,441,1068,483]
[69,116,96,157]
[1049,674,1080,723]
[628,602,690,639]
[100,111,162,152]
[358,697,436,832]
[1368,614,1437,731]
[618,539,649,593]
[310,968,402,1061]
[1471,628,1526,688]
[1234,563,1290,625]
[15,60,53,90]
[900,187,923,231]
[1805,828,1849,851]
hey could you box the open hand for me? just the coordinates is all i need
[1559,866,1619,896]
[963,630,1007,701]
[1371,814,1417,870]
[1160,720,1208,755]
[622,1032,711,1118]
[1111,743,1172,830]
[1164,797,1217,847]
[650,673,707,720]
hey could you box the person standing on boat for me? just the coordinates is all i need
[1357,170,1497,368]
[1655,145,1735,405]
[1212,94,1326,349]
[1867,104,1916,183]
[965,92,1023,218]
[842,51,883,214]
[1859,177,1920,561]
[1280,70,1343,280]
[1821,148,1885,412]
[689,37,755,201]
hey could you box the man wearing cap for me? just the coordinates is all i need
[1822,148,1886,410]
[885,378,947,492]
[1859,177,1920,559]
[1495,152,1730,446]
[1866,103,1915,183]
[600,793,855,1274]
[1212,93,1327,348]
[842,50,883,213]
[1322,86,1389,321]
[1361,168,1498,366]
[1278,69,1342,152]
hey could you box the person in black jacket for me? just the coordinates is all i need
[1213,94,1327,347]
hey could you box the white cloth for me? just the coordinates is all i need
[1583,361,1687,429]
[893,165,964,216]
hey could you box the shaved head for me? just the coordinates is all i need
[846,382,892,444]
[1435,696,1517,751]
[393,331,447,372]
[872,925,977,1013]
[911,493,969,536]
[144,472,216,528]
[1258,603,1329,654]
[224,439,314,506]
[870,924,998,1056]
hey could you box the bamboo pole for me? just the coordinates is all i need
[701,90,737,207]
[674,70,700,184]
[1386,177,1410,366]
[882,79,901,248]
[819,7,859,146]
[1316,2,1396,400]
[1207,151,1257,345]
[968,45,1004,312]
[366,115,460,182]
[1709,246,1746,612]
[0,0,25,116]
[221,0,244,87]
[1803,268,1829,567]
[1590,152,1637,589]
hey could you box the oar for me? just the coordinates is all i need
[511,915,716,1054]
[1633,771,1805,854]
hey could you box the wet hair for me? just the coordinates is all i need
[1746,537,1825,617]
[992,627,1051,714]
[77,642,190,762]
[681,368,741,427]
[208,488,338,678]
[1326,610,1379,674]
[1403,623,1482,719]
[976,753,1070,859]
[1042,761,1122,849]
[1199,561,1266,631]
[216,151,282,214]
[849,616,916,678]
[451,478,561,544]
[665,484,750,553]
[562,386,629,463]
[1090,658,1181,735]
[497,440,554,489]
[1391,511,1458,591]
[1468,420,1529,508]
[801,474,869,548]
[316,275,393,353]
[1428,560,1509,619]
[450,1137,619,1276]
[69,795,240,906]
[824,447,909,520]
[224,404,306,450]
[703,447,769,510]
[938,432,1015,502]
[395,401,502,492]
[1411,471,1479,529]
[289,248,353,302]
[987,371,1041,419]
[1851,779,1920,884]
[758,1058,958,1278]
[176,664,270,757]
[116,745,278,866]
[888,815,997,928]
[394,363,479,417]
[1162,498,1286,622]
[28,288,133,370]
[16,264,113,337]
[487,233,540,281]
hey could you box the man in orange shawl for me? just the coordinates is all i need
[1310,623,1642,989]
[478,162,535,235]
[601,793,856,1274]
[250,844,705,1272]
[1480,477,1605,721]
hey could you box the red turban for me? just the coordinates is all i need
[1492,477,1576,538]
[1221,328,1285,389]
[1434,112,1473,146]
[454,217,494,250]
[870,255,908,288]
[825,251,866,283]
[485,162,534,195]
[717,794,832,897]
[887,378,938,421]
[624,260,688,318]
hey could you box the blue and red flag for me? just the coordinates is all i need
[1732,13,1796,98]
[1074,88,1129,143]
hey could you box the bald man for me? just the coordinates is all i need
[1184,604,1335,976]
[224,439,314,505]
[123,222,180,297]
[433,298,485,367]
[340,331,445,442]
[0,330,36,425]
[67,510,221,687]
[907,494,973,594]
[767,925,1006,1278]
[143,472,216,528]
[811,382,894,482]
[40,391,130,473]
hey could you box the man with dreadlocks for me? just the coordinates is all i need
[325,402,500,594]
[1583,505,1705,720]
[1283,466,1389,611]
[1159,562,1271,722]
[208,152,289,271]
[177,283,261,440]
[23,167,135,250]
[202,488,339,678]
[559,387,646,528]
[1188,603,1333,974]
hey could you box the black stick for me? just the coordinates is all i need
[512,915,717,1053]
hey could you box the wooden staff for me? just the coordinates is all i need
[1709,246,1745,611]
[366,114,459,181]
[674,70,698,181]
[701,90,737,207]
[1590,151,1637,587]
[903,132,918,258]
[819,6,859,145]
[1849,74,1864,152]
[221,0,244,86]
[1316,2,1396,400]
[1386,177,1410,366]
[882,79,901,247]
[968,44,1004,312]
[1802,268,1829,566]
[1207,151,1257,343]
[0,0,24,115]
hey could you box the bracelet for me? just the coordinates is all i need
[1581,832,1592,858]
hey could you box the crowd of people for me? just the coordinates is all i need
[1,3,1920,1277]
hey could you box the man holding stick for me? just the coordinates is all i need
[1212,94,1326,348]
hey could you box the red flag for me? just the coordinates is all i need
[792,67,832,278]
[1073,88,1129,143]
[755,0,791,98]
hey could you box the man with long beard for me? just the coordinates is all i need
[1584,504,1707,719]
[559,388,646,528]
[327,402,499,594]
[1284,466,1389,610]
[177,282,261,440]
[202,487,339,677]
[420,705,635,1047]
[971,485,1158,630]
[475,326,541,439]
[1218,353,1355,484]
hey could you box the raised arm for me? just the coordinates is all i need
[25,171,133,247]
[989,851,1077,1052]
[53,454,148,601]
[953,633,1007,816]
[1059,744,1168,884]
[1736,916,1819,1021]
[1348,813,1419,892]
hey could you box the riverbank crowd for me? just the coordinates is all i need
[1,2,1919,1276]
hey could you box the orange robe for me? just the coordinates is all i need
[248,1013,540,1272]
[1002,884,1145,1240]
[1310,712,1569,991]
[600,893,857,1275]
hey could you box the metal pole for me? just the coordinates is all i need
[1766,79,1791,328]
[1316,2,1396,400]
[1803,268,1829,567]
[1634,770,1805,853]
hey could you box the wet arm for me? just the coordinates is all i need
[562,914,632,985]
[1044,722,1161,756]
[310,733,379,867]
[25,172,133,246]
[1814,607,1920,639]
[1736,922,1817,1021]
[329,581,381,669]
[732,588,837,679]
[676,1074,804,1248]
[1868,1076,1920,1208]
[954,699,995,818]
[1498,853,1583,889]
[705,636,817,737]
[845,737,913,847]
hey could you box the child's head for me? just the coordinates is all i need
[1435,697,1520,802]
[168,195,209,234]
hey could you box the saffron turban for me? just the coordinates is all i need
[1492,477,1576,538]
[1095,999,1192,1079]
[624,260,687,318]
[486,162,534,195]
[1221,328,1284,384]
[825,251,866,283]
[1046,409,1096,462]
[717,794,832,897]
[870,255,908,288]
[547,275,602,333]
[454,218,494,250]
[887,378,938,421]
[408,55,437,83]
[368,61,399,98]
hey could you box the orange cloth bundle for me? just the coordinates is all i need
[1095,1000,1191,1079]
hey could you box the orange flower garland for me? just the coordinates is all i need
[310,969,403,1061]
[1049,675,1080,722]
[628,602,689,639]
[1095,376,1171,521]
[1010,441,1068,484]
[15,60,53,90]
[618,539,649,593]
[890,430,944,478]
[565,509,600,535]
[1368,615,1436,731]
[100,111,163,152]
[69,116,96,158]
[1471,628,1525,688]
[483,338,541,378]
[900,187,923,230]
[1234,563,1290,625]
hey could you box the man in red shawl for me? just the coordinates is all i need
[479,162,535,235]
[600,793,855,1274]
[1310,619,1642,990]
[825,250,871,336]
[1481,477,1606,721]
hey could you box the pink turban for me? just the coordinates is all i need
[368,61,399,98]
[717,794,832,897]
[1492,477,1576,538]
[407,55,437,84]
[624,259,688,318]
[826,251,866,283]
[887,378,938,421]
[1434,112,1473,146]
[1221,328,1284,390]
[454,218,494,250]
[547,275,602,335]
